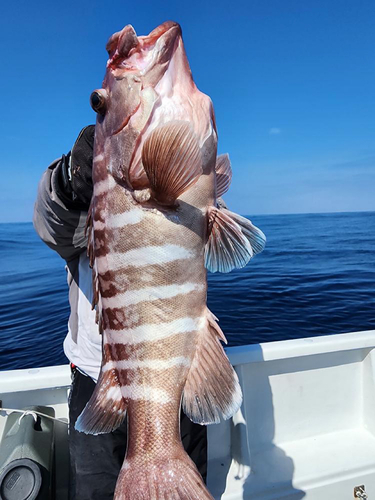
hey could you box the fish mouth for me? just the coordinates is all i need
[139,21,180,49]
[106,21,181,73]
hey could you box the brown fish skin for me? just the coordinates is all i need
[75,21,264,500]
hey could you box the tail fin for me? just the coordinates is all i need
[114,454,214,500]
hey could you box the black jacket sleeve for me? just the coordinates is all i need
[33,158,89,261]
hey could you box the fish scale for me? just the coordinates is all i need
[75,20,266,500]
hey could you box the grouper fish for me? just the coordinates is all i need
[76,21,266,499]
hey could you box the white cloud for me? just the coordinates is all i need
[269,127,281,135]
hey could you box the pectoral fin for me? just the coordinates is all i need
[141,121,202,206]
[182,308,242,424]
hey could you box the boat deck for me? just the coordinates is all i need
[1,330,375,499]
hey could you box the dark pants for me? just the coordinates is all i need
[68,369,207,500]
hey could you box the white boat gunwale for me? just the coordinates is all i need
[1,329,375,499]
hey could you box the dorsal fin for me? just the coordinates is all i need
[141,121,202,206]
[86,206,104,333]
[215,153,232,197]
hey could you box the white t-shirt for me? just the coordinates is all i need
[63,252,102,381]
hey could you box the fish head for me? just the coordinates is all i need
[106,21,183,82]
[91,21,216,193]
[91,22,195,185]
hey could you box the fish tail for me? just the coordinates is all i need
[114,452,214,500]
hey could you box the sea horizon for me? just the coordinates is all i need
[1,211,374,371]
[1,208,374,225]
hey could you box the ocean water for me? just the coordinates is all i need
[0,212,374,371]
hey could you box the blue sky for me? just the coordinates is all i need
[1,0,374,222]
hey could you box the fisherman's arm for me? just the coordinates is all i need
[33,126,95,261]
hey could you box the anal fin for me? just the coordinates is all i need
[75,356,127,435]
[141,121,202,206]
[182,309,242,424]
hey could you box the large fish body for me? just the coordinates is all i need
[76,21,265,499]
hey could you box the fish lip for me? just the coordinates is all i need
[137,22,181,74]
[107,22,181,72]
[139,21,181,48]
[106,24,139,58]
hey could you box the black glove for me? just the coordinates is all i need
[58,125,95,210]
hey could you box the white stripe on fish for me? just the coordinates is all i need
[94,210,145,231]
[96,244,194,271]
[106,317,203,344]
[105,385,122,401]
[108,210,146,228]
[103,282,205,307]
[102,356,191,372]
[94,176,117,196]
[120,384,171,404]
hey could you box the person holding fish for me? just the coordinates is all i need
[34,21,265,500]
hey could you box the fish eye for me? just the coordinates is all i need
[90,90,108,115]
